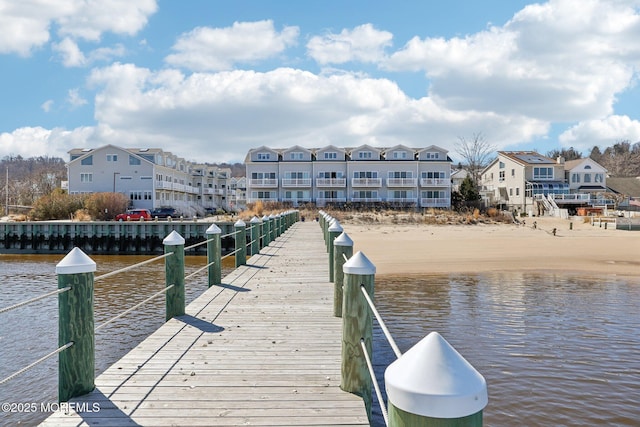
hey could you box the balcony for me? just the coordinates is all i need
[352,178,382,187]
[351,197,382,202]
[386,197,418,204]
[420,198,449,208]
[316,178,346,187]
[420,178,450,187]
[250,179,278,188]
[387,178,418,187]
[281,178,312,188]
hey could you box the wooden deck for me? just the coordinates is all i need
[41,221,369,426]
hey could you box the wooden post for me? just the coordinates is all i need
[341,251,375,421]
[234,219,246,268]
[250,216,261,256]
[325,216,334,252]
[262,215,270,246]
[206,224,221,287]
[385,331,488,426]
[56,247,96,402]
[269,214,276,242]
[328,220,343,283]
[164,230,185,320]
[333,231,353,317]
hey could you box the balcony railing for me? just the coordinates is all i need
[250,179,278,188]
[351,197,382,202]
[386,197,418,204]
[281,178,312,188]
[352,178,382,187]
[420,178,450,187]
[387,178,418,187]
[420,198,449,207]
[316,178,346,187]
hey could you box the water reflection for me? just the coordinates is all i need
[371,272,640,427]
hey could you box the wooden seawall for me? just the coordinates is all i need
[41,220,369,426]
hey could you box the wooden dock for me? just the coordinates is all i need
[41,221,369,426]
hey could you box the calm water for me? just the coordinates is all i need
[1,256,639,426]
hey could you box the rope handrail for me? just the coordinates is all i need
[220,230,241,239]
[95,252,173,281]
[360,285,402,359]
[0,342,73,385]
[342,253,349,262]
[0,286,71,315]
[220,247,241,260]
[360,339,389,427]
[95,284,175,331]
[184,260,215,281]
[185,236,215,251]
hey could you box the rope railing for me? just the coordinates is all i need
[361,285,402,359]
[185,236,214,251]
[220,229,241,239]
[0,286,71,315]
[220,247,241,260]
[184,261,215,281]
[0,342,73,385]
[95,252,173,281]
[360,338,389,427]
[95,284,175,331]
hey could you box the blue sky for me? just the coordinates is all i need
[1,0,640,164]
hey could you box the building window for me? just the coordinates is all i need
[421,190,445,199]
[257,152,271,160]
[80,173,92,183]
[584,174,591,183]
[318,171,344,178]
[509,188,513,196]
[389,171,413,178]
[533,167,553,180]
[81,155,93,165]
[499,171,505,181]
[426,152,440,160]
[393,151,407,159]
[129,155,141,165]
[324,151,337,160]
[289,152,304,160]
[392,190,412,198]
[511,169,515,177]
[353,171,378,178]
[107,154,118,162]
[421,171,445,179]
[499,161,505,169]
[572,173,580,183]
[595,173,603,183]
[353,190,378,199]
[516,188,520,196]
[358,151,373,159]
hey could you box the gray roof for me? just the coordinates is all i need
[606,177,640,197]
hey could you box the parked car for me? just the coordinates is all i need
[115,209,151,221]
[151,207,178,219]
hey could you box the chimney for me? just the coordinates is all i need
[557,156,565,164]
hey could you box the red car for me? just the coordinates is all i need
[115,209,151,221]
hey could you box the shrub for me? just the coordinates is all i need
[30,189,85,220]
[84,192,129,220]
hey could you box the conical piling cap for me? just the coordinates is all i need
[56,247,96,274]
[384,331,488,418]
[342,251,375,275]
[334,232,353,247]
[163,230,185,245]
[234,219,246,227]
[328,221,343,232]
[206,223,222,234]
[250,216,262,223]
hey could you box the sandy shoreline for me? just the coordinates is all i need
[339,216,640,278]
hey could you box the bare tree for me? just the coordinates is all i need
[455,132,495,184]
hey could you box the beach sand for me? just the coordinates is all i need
[339,216,640,278]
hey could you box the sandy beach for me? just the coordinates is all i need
[338,216,640,278]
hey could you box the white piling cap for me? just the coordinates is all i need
[206,223,221,234]
[385,331,488,419]
[343,251,376,275]
[163,230,185,245]
[334,232,353,247]
[250,216,261,223]
[329,221,343,232]
[269,214,276,219]
[234,219,246,227]
[56,247,96,274]
[262,215,270,221]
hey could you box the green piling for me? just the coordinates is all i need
[206,224,222,287]
[234,219,246,268]
[333,232,353,317]
[164,230,185,320]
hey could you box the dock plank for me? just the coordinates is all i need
[41,221,369,426]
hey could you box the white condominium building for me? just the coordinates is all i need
[245,144,452,208]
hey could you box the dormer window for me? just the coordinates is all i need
[358,151,373,159]
[426,152,440,160]
[393,151,407,159]
[289,152,304,160]
[257,152,271,160]
[324,151,337,160]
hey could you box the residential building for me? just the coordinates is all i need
[245,144,452,208]
[66,144,232,216]
[481,151,609,216]
[229,176,247,211]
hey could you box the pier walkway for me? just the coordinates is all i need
[41,221,369,426]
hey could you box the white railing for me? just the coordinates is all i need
[351,197,382,202]
[281,178,312,187]
[386,197,418,204]
[387,178,418,187]
[420,178,450,186]
[316,178,346,187]
[250,179,278,187]
[420,198,449,207]
[352,178,382,187]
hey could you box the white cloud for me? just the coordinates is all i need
[165,20,299,71]
[53,37,86,67]
[67,89,88,108]
[0,126,97,159]
[0,0,157,56]
[385,0,640,123]
[307,24,393,64]
[41,100,54,113]
[559,115,640,150]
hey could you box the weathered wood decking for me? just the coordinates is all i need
[41,221,369,426]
